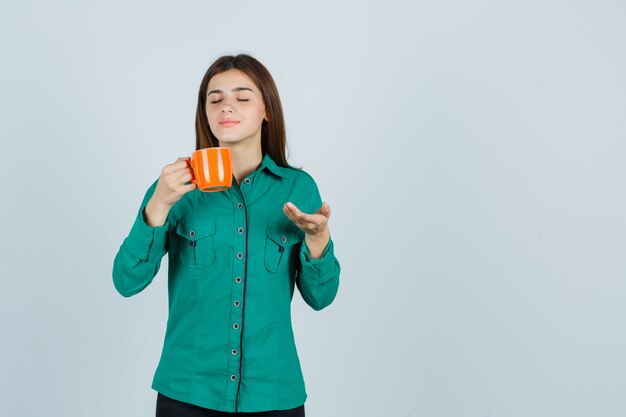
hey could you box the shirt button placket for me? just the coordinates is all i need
[227,184,250,406]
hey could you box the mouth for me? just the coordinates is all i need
[220,120,240,128]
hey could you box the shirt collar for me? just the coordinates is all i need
[259,152,289,179]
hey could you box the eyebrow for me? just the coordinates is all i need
[207,87,254,95]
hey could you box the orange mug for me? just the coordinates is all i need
[186,147,233,192]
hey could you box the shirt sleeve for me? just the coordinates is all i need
[296,178,341,311]
[112,178,169,297]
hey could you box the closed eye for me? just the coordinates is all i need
[209,99,250,104]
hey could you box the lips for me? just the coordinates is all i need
[220,120,240,127]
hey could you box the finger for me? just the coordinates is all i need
[318,202,331,217]
[283,202,306,221]
[282,204,306,225]
[284,202,316,222]
[282,204,297,221]
[173,157,192,171]
[284,201,302,214]
[176,169,194,184]
[283,209,312,232]
[283,203,323,228]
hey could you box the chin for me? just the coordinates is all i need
[219,133,258,144]
[216,136,242,144]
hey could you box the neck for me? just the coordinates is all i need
[220,140,263,185]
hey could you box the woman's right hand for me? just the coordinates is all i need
[143,157,197,227]
[152,157,197,208]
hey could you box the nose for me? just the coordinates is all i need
[221,97,235,114]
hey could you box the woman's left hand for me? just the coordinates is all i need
[283,201,330,235]
[283,201,331,259]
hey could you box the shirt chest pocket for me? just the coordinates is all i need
[264,223,301,273]
[174,218,217,268]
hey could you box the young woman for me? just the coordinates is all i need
[112,54,341,417]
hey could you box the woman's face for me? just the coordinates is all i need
[206,69,268,147]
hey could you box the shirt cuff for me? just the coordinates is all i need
[300,235,335,266]
[123,203,169,262]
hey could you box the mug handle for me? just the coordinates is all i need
[185,158,196,185]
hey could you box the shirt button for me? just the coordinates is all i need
[234,300,240,307]
[231,375,237,381]
[237,203,243,209]
[233,323,239,330]
[281,236,286,243]
[244,178,251,185]
[235,277,242,283]
[238,227,244,233]
[237,252,244,259]
[232,349,238,355]
[189,231,196,238]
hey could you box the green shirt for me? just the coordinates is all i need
[112,152,341,413]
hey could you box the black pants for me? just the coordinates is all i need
[156,393,305,417]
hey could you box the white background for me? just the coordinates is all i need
[1,1,625,416]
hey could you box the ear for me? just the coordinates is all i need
[264,112,270,122]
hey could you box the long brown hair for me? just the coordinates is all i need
[194,54,291,168]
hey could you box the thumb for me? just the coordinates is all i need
[317,201,331,217]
